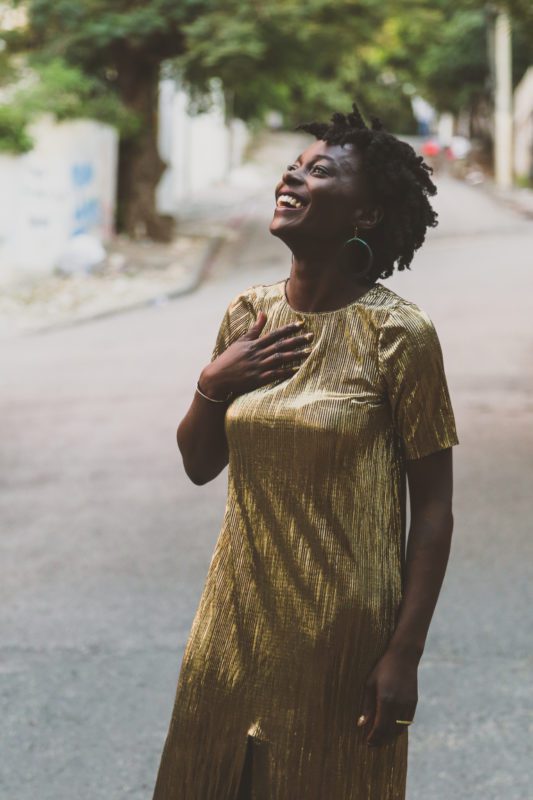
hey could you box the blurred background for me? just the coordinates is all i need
[1,2,532,799]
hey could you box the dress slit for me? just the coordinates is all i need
[235,735,254,800]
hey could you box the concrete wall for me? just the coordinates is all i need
[156,77,250,213]
[514,67,533,180]
[0,116,118,281]
[0,78,250,281]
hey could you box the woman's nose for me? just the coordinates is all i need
[282,166,303,185]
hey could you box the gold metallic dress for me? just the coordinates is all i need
[153,278,460,800]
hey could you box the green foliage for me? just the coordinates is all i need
[171,0,533,131]
[4,0,533,157]
[0,57,139,154]
[0,104,33,153]
[515,173,532,188]
[25,58,140,133]
[512,22,533,87]
[11,0,191,63]
[411,10,490,114]
[172,0,416,131]
[0,50,17,85]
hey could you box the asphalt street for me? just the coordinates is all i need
[1,137,532,799]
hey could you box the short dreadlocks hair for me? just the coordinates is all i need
[295,101,438,282]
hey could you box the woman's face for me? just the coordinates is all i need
[270,139,374,246]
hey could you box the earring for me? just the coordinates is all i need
[344,225,374,278]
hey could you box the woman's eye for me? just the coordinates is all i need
[285,163,327,174]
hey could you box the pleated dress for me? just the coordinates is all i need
[153,278,460,800]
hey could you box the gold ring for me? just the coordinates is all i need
[395,720,413,726]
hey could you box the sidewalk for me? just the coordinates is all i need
[0,129,304,339]
[0,234,220,338]
[0,197,246,339]
[479,180,533,220]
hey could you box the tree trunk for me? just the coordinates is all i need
[115,56,175,242]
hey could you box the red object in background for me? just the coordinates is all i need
[420,139,441,157]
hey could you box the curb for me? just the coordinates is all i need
[25,235,225,337]
[474,179,533,221]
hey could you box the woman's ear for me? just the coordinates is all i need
[353,205,384,231]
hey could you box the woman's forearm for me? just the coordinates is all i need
[176,364,231,485]
[359,449,455,746]
[387,504,454,662]
[178,316,310,485]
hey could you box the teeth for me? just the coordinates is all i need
[277,194,304,209]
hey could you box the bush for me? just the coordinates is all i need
[0,57,140,154]
[0,104,33,153]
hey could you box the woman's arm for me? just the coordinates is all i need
[360,446,454,746]
[177,313,310,484]
[176,376,232,486]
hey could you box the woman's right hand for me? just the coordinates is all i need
[199,311,313,400]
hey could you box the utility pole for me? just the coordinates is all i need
[493,8,513,188]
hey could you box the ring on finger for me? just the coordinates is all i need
[395,720,413,726]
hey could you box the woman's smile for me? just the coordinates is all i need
[275,190,309,212]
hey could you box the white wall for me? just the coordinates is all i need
[0,80,250,281]
[0,116,118,281]
[157,78,250,213]
[514,67,533,179]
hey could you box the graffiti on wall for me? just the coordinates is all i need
[71,161,101,236]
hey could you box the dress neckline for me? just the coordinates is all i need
[280,278,382,317]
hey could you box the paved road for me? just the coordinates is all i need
[1,136,532,799]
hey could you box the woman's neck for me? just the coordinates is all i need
[286,249,374,313]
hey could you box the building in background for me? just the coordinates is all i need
[514,66,533,184]
[156,77,250,213]
[0,117,118,283]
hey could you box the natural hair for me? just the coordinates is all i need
[295,101,438,282]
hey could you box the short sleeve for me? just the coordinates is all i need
[210,288,257,362]
[378,302,460,460]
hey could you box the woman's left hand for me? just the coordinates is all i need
[358,649,419,747]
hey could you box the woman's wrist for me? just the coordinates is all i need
[385,637,425,665]
[197,366,233,403]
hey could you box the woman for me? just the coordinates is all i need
[152,103,459,799]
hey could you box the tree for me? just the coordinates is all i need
[0,57,139,154]
[174,0,416,131]
[8,0,411,240]
[6,1,197,239]
[339,0,533,145]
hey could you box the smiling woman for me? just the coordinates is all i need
[152,102,459,800]
[270,106,438,299]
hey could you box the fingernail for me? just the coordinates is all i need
[305,332,314,340]
[357,715,366,727]
[295,320,305,327]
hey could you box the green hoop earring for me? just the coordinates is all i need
[344,226,374,278]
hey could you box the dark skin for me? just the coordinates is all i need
[177,139,455,748]
[269,140,382,312]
